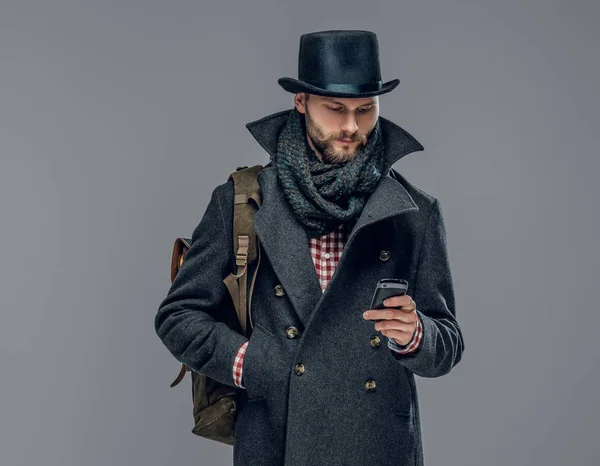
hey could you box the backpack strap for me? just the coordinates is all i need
[222,164,263,337]
[169,166,262,388]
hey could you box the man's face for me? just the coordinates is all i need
[294,93,380,164]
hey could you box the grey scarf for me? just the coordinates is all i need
[272,107,388,239]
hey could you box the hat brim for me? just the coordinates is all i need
[277,77,400,98]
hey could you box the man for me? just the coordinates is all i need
[155,30,464,466]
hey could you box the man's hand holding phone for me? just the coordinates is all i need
[363,279,419,347]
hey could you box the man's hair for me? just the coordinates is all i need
[304,92,311,102]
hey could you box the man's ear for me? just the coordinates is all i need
[294,92,307,114]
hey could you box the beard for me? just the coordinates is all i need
[304,107,371,164]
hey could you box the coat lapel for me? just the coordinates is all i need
[247,108,424,326]
[253,167,323,325]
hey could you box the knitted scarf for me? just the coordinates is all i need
[273,107,388,239]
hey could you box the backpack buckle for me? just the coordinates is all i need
[236,235,249,266]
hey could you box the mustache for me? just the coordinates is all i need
[329,133,368,144]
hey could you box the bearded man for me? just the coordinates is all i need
[156,29,465,466]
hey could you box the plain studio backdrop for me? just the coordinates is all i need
[1,1,598,465]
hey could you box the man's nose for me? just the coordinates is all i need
[340,114,359,135]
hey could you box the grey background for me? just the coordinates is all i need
[1,0,598,465]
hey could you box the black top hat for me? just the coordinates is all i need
[278,30,399,98]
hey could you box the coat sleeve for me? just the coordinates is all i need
[390,199,465,377]
[154,183,248,388]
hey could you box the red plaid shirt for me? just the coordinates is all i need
[232,223,423,388]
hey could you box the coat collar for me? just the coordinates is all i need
[245,108,425,326]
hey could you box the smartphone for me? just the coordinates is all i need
[369,278,409,322]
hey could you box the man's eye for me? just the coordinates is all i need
[327,106,371,113]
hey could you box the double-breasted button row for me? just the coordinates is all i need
[293,363,377,393]
[370,335,381,347]
[274,284,285,296]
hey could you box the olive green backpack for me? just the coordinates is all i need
[168,164,263,445]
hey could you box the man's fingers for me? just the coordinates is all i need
[379,321,415,334]
[363,308,414,322]
[383,295,414,309]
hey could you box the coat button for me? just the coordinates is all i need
[365,379,377,392]
[286,326,299,339]
[379,250,390,261]
[274,284,285,296]
[370,335,381,347]
[295,363,305,375]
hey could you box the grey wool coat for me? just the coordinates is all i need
[155,108,465,466]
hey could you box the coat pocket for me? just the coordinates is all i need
[393,367,414,417]
[241,322,274,402]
